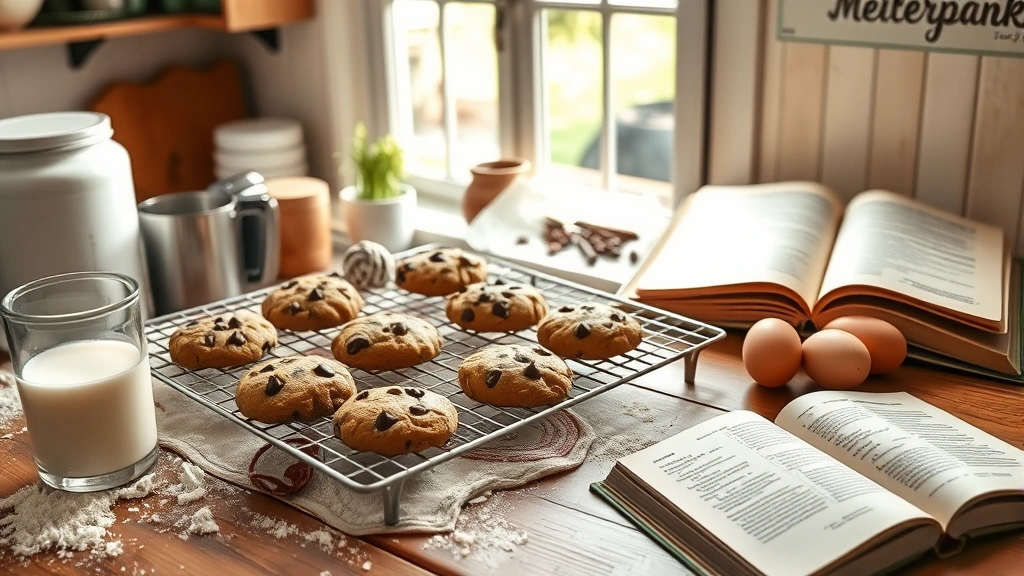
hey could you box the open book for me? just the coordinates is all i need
[592,391,1024,576]
[623,182,1020,376]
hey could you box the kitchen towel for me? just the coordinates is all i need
[153,378,594,536]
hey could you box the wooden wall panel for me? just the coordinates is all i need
[819,46,875,202]
[866,50,926,195]
[775,43,827,181]
[757,0,782,183]
[914,53,979,215]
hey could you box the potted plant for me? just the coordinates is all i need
[338,124,416,252]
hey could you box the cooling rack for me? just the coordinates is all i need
[145,246,725,525]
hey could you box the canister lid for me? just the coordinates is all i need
[0,112,113,154]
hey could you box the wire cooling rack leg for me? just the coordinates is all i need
[684,349,701,385]
[382,480,406,526]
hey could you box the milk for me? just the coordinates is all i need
[17,339,157,479]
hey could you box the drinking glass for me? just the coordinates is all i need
[1,271,158,492]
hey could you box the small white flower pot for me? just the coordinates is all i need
[339,184,417,253]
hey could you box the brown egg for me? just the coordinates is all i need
[824,316,907,374]
[742,318,802,388]
[802,329,871,389]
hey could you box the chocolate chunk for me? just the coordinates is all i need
[405,388,425,398]
[461,309,475,322]
[259,364,275,373]
[390,322,408,336]
[477,293,493,303]
[289,301,302,314]
[501,291,515,299]
[534,347,552,356]
[213,322,229,331]
[611,313,624,322]
[409,405,429,416]
[406,440,413,449]
[493,279,506,285]
[516,235,529,245]
[214,317,223,323]
[203,333,215,347]
[355,390,370,401]
[485,369,502,388]
[329,271,343,278]
[313,364,335,378]
[186,320,199,327]
[346,336,371,355]
[429,251,446,262]
[524,361,542,379]
[262,342,273,353]
[508,285,521,290]
[308,287,324,301]
[458,255,474,266]
[458,286,468,293]
[283,281,298,289]
[228,317,243,329]
[228,331,247,346]
[629,250,639,264]
[559,306,574,313]
[265,375,285,396]
[492,302,510,318]
[375,411,399,431]
[396,269,406,284]
[575,323,591,339]
[386,388,402,395]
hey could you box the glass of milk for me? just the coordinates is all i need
[0,272,158,491]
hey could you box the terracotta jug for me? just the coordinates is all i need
[462,159,531,223]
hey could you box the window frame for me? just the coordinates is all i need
[364,0,708,208]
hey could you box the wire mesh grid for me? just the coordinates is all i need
[144,247,725,524]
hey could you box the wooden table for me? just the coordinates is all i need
[2,333,1022,575]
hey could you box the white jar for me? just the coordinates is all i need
[0,112,153,349]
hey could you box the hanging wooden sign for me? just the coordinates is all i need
[779,0,1024,57]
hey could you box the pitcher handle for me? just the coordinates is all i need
[235,195,280,287]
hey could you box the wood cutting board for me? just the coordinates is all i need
[91,59,248,203]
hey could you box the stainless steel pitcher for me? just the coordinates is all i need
[138,172,280,316]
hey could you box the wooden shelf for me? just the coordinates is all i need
[0,0,312,53]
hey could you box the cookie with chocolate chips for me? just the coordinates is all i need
[235,356,356,423]
[330,312,443,371]
[169,310,278,370]
[332,386,458,456]
[261,273,365,331]
[445,281,548,332]
[536,302,643,359]
[395,248,488,297]
[458,344,574,407]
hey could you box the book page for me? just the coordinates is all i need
[634,182,842,314]
[619,410,932,576]
[777,391,1024,531]
[816,191,1005,324]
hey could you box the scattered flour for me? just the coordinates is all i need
[362,560,372,571]
[302,529,336,553]
[320,572,332,576]
[104,540,124,557]
[466,491,492,506]
[185,507,219,536]
[589,431,658,462]
[0,371,22,428]
[165,462,207,505]
[623,402,656,423]
[422,492,528,569]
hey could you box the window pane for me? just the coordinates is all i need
[543,9,602,186]
[609,0,677,8]
[611,13,675,199]
[447,2,500,181]
[393,0,445,177]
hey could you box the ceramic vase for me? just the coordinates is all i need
[339,184,417,253]
[462,159,531,223]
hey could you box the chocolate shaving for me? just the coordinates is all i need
[314,364,335,378]
[283,281,298,289]
[374,411,399,431]
[575,323,591,339]
[516,235,529,245]
[265,375,284,396]
[493,279,506,286]
[429,251,446,262]
[524,361,542,379]
[574,221,639,241]
[559,306,574,313]
[501,291,515,298]
[485,370,502,388]
[404,388,425,398]
[629,250,639,264]
[259,364,275,373]
[409,405,429,416]
[346,336,371,355]
[228,331,246,346]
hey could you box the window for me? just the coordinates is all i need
[367,0,707,207]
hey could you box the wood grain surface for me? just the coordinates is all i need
[2,331,1022,575]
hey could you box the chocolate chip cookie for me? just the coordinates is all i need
[261,273,364,331]
[235,356,356,423]
[331,313,443,371]
[333,386,458,456]
[169,310,278,370]
[395,248,488,296]
[458,345,573,407]
[445,281,548,332]
[536,303,643,359]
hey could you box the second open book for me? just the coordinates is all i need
[624,182,1019,375]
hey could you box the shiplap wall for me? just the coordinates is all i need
[708,0,1024,257]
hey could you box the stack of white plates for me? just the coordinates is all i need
[214,117,308,180]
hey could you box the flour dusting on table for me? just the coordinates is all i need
[422,491,528,569]
[0,370,22,428]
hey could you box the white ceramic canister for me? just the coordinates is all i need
[0,112,152,350]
